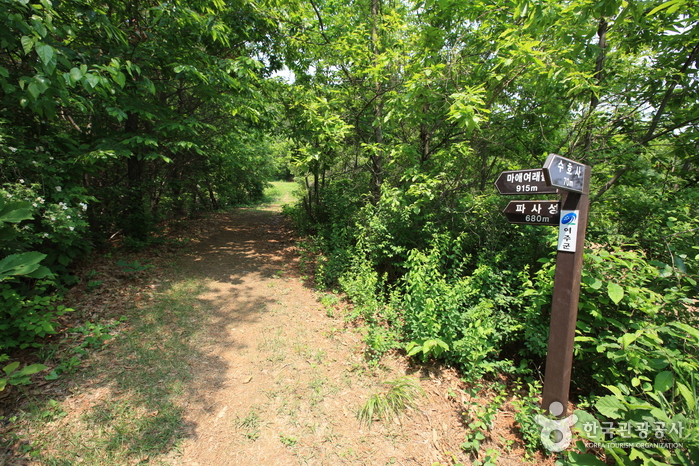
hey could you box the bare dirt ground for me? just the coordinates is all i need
[1,197,557,466]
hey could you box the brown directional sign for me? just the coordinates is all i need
[543,154,588,194]
[493,156,592,417]
[503,200,560,225]
[495,169,559,195]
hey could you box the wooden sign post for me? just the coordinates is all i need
[495,154,591,417]
[541,155,591,416]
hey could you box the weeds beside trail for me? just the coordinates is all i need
[0,183,554,466]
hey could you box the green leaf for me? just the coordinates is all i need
[26,76,49,99]
[84,73,99,89]
[70,67,82,83]
[28,82,41,99]
[595,395,624,419]
[607,282,624,304]
[114,72,126,88]
[24,266,52,279]
[0,252,47,280]
[647,0,685,16]
[669,322,699,342]
[620,332,637,348]
[0,208,32,223]
[603,384,624,398]
[143,77,156,95]
[3,361,20,376]
[566,451,608,465]
[406,342,422,357]
[676,382,695,411]
[674,256,687,274]
[16,364,47,377]
[573,409,604,442]
[35,43,54,66]
[654,371,673,392]
[21,36,34,55]
[582,276,603,290]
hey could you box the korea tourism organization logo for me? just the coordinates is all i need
[534,402,687,454]
[535,402,578,452]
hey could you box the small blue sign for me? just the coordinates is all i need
[561,212,577,225]
[558,210,579,252]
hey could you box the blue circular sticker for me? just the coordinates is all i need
[561,212,577,224]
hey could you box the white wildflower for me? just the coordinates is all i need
[69,226,74,231]
[33,203,38,207]
[55,186,62,192]
[43,232,49,237]
[9,147,17,153]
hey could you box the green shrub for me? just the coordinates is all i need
[563,323,699,465]
[0,280,73,351]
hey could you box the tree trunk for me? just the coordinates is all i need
[124,111,150,240]
[369,0,384,202]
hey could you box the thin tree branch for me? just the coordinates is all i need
[593,42,699,201]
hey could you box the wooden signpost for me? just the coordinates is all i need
[495,154,591,417]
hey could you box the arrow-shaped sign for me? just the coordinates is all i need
[503,200,561,225]
[543,154,589,194]
[495,169,559,195]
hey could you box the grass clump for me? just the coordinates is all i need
[357,376,425,427]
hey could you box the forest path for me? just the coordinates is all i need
[1,186,547,466]
[164,197,471,466]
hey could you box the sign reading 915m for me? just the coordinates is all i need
[494,169,559,195]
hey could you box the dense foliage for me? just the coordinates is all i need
[275,0,698,463]
[0,0,282,377]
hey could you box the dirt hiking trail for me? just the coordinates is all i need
[168,203,470,465]
[159,199,541,466]
[2,193,553,466]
